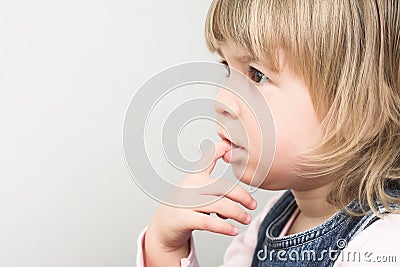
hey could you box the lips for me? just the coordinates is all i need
[217,131,243,149]
[217,130,246,163]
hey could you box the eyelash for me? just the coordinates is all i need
[219,60,270,84]
[219,60,230,77]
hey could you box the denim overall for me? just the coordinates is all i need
[251,186,400,267]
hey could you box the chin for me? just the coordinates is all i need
[232,165,295,191]
[232,164,270,188]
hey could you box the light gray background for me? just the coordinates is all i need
[0,1,278,266]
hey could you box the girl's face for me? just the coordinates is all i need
[215,41,324,190]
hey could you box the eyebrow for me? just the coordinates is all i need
[237,55,259,63]
[219,52,260,64]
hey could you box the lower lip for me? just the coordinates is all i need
[223,143,246,163]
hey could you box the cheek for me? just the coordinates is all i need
[271,103,319,171]
[272,83,321,150]
[266,95,322,188]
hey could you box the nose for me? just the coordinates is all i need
[213,87,241,119]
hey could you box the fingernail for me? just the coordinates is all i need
[232,227,239,235]
[251,200,257,209]
[246,214,252,223]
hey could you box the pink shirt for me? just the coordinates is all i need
[137,192,400,266]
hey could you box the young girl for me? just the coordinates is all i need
[138,0,400,266]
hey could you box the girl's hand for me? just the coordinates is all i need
[143,140,257,267]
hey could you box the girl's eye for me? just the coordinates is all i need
[219,60,230,78]
[248,66,269,84]
[219,60,269,84]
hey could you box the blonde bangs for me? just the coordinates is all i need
[204,0,283,72]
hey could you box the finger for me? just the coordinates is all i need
[199,179,257,210]
[196,140,231,175]
[223,183,257,210]
[194,197,251,225]
[192,212,239,236]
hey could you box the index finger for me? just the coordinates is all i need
[195,140,231,175]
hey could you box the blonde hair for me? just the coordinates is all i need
[205,0,400,216]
